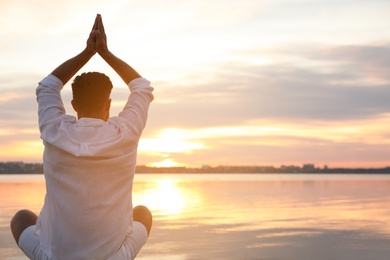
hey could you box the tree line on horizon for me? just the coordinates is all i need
[1,161,390,174]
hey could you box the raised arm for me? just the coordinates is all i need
[51,16,99,85]
[94,14,141,84]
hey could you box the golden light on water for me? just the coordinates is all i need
[133,178,201,218]
[0,179,46,216]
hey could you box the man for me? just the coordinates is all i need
[10,14,153,259]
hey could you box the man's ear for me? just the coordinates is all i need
[105,99,111,111]
[71,100,78,112]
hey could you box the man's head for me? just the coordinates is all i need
[71,72,113,121]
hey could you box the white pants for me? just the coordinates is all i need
[19,222,148,260]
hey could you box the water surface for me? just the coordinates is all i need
[1,174,390,259]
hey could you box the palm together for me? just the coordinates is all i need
[87,14,108,55]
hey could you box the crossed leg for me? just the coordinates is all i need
[10,206,152,248]
[10,209,38,245]
[133,205,153,236]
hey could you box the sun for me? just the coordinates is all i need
[138,128,206,154]
[148,159,183,168]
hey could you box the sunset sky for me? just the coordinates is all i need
[1,0,389,168]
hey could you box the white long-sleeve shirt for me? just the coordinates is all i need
[35,74,154,260]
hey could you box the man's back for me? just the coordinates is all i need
[35,75,153,259]
[39,143,134,259]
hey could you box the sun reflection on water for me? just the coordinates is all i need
[133,178,201,219]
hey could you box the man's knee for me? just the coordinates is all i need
[10,209,38,245]
[133,205,152,236]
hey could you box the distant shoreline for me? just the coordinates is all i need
[1,162,390,174]
[2,172,390,175]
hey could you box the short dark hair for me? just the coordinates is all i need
[71,72,113,113]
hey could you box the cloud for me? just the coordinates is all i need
[145,43,390,132]
[138,114,390,167]
[0,92,37,123]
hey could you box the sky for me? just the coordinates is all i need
[1,0,390,168]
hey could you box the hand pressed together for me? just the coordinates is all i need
[86,14,109,56]
[51,13,141,85]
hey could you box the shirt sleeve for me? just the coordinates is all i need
[117,78,154,137]
[36,74,66,133]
